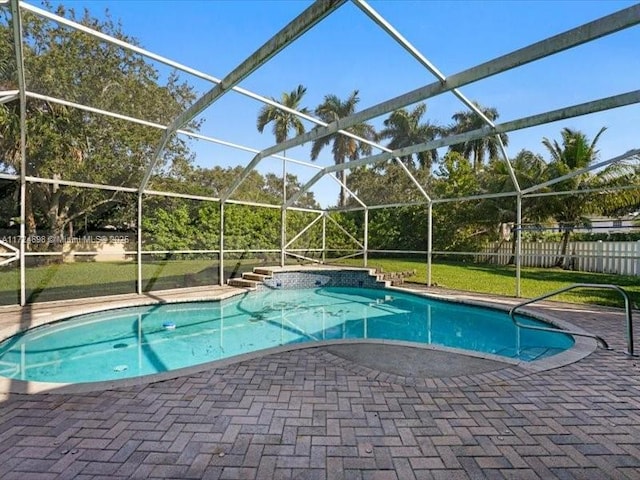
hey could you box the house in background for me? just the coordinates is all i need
[576,212,640,234]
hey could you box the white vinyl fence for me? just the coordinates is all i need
[479,241,640,276]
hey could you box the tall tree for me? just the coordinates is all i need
[449,102,508,171]
[0,6,197,244]
[310,90,376,207]
[256,84,309,204]
[378,103,442,171]
[480,150,548,263]
[143,166,320,254]
[541,127,640,267]
[431,151,487,252]
[256,84,308,144]
[347,162,431,206]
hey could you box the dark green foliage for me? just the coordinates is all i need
[142,166,321,253]
[0,5,197,240]
[540,128,640,266]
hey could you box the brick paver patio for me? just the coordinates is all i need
[0,290,639,479]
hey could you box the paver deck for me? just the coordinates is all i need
[0,286,639,479]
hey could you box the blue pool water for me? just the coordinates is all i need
[0,287,574,383]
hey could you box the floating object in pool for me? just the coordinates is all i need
[113,343,128,349]
[370,295,395,306]
[163,321,176,330]
[113,365,128,372]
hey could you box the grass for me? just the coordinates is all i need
[333,257,640,309]
[0,256,638,309]
[0,258,261,304]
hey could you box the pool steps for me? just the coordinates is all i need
[226,266,412,290]
[228,269,273,288]
[242,273,272,282]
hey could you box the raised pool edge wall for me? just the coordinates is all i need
[257,268,386,290]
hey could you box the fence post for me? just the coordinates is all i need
[515,196,522,298]
[596,240,604,273]
[636,240,640,276]
[536,240,542,268]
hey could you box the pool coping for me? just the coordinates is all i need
[0,272,599,395]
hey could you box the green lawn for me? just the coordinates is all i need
[0,258,260,304]
[334,258,640,309]
[0,257,638,308]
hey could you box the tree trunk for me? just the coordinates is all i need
[338,169,348,207]
[555,229,572,268]
[508,236,517,265]
[474,145,482,171]
[24,185,37,237]
[47,184,65,248]
[491,239,505,264]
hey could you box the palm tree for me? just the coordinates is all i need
[449,102,508,171]
[256,84,309,202]
[540,127,639,267]
[482,150,547,263]
[310,90,376,207]
[257,84,308,144]
[378,103,443,171]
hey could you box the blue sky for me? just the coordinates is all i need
[42,0,640,206]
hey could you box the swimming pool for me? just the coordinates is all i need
[0,287,574,383]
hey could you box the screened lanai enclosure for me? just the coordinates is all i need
[0,0,639,306]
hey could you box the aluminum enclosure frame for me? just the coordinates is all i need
[2,0,640,305]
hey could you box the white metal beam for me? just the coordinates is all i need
[285,212,324,249]
[139,0,346,193]
[286,90,640,206]
[524,173,640,199]
[18,0,348,200]
[25,175,138,193]
[225,3,640,204]
[0,93,18,104]
[328,173,367,208]
[353,0,520,192]
[326,214,364,249]
[18,2,337,141]
[427,202,432,286]
[367,200,427,210]
[226,198,281,210]
[10,0,27,306]
[221,126,431,205]
[335,91,640,176]
[392,158,431,200]
[23,91,320,172]
[354,0,640,196]
[20,175,329,213]
[521,149,640,195]
[433,191,518,204]
[257,4,640,166]
[143,189,220,202]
